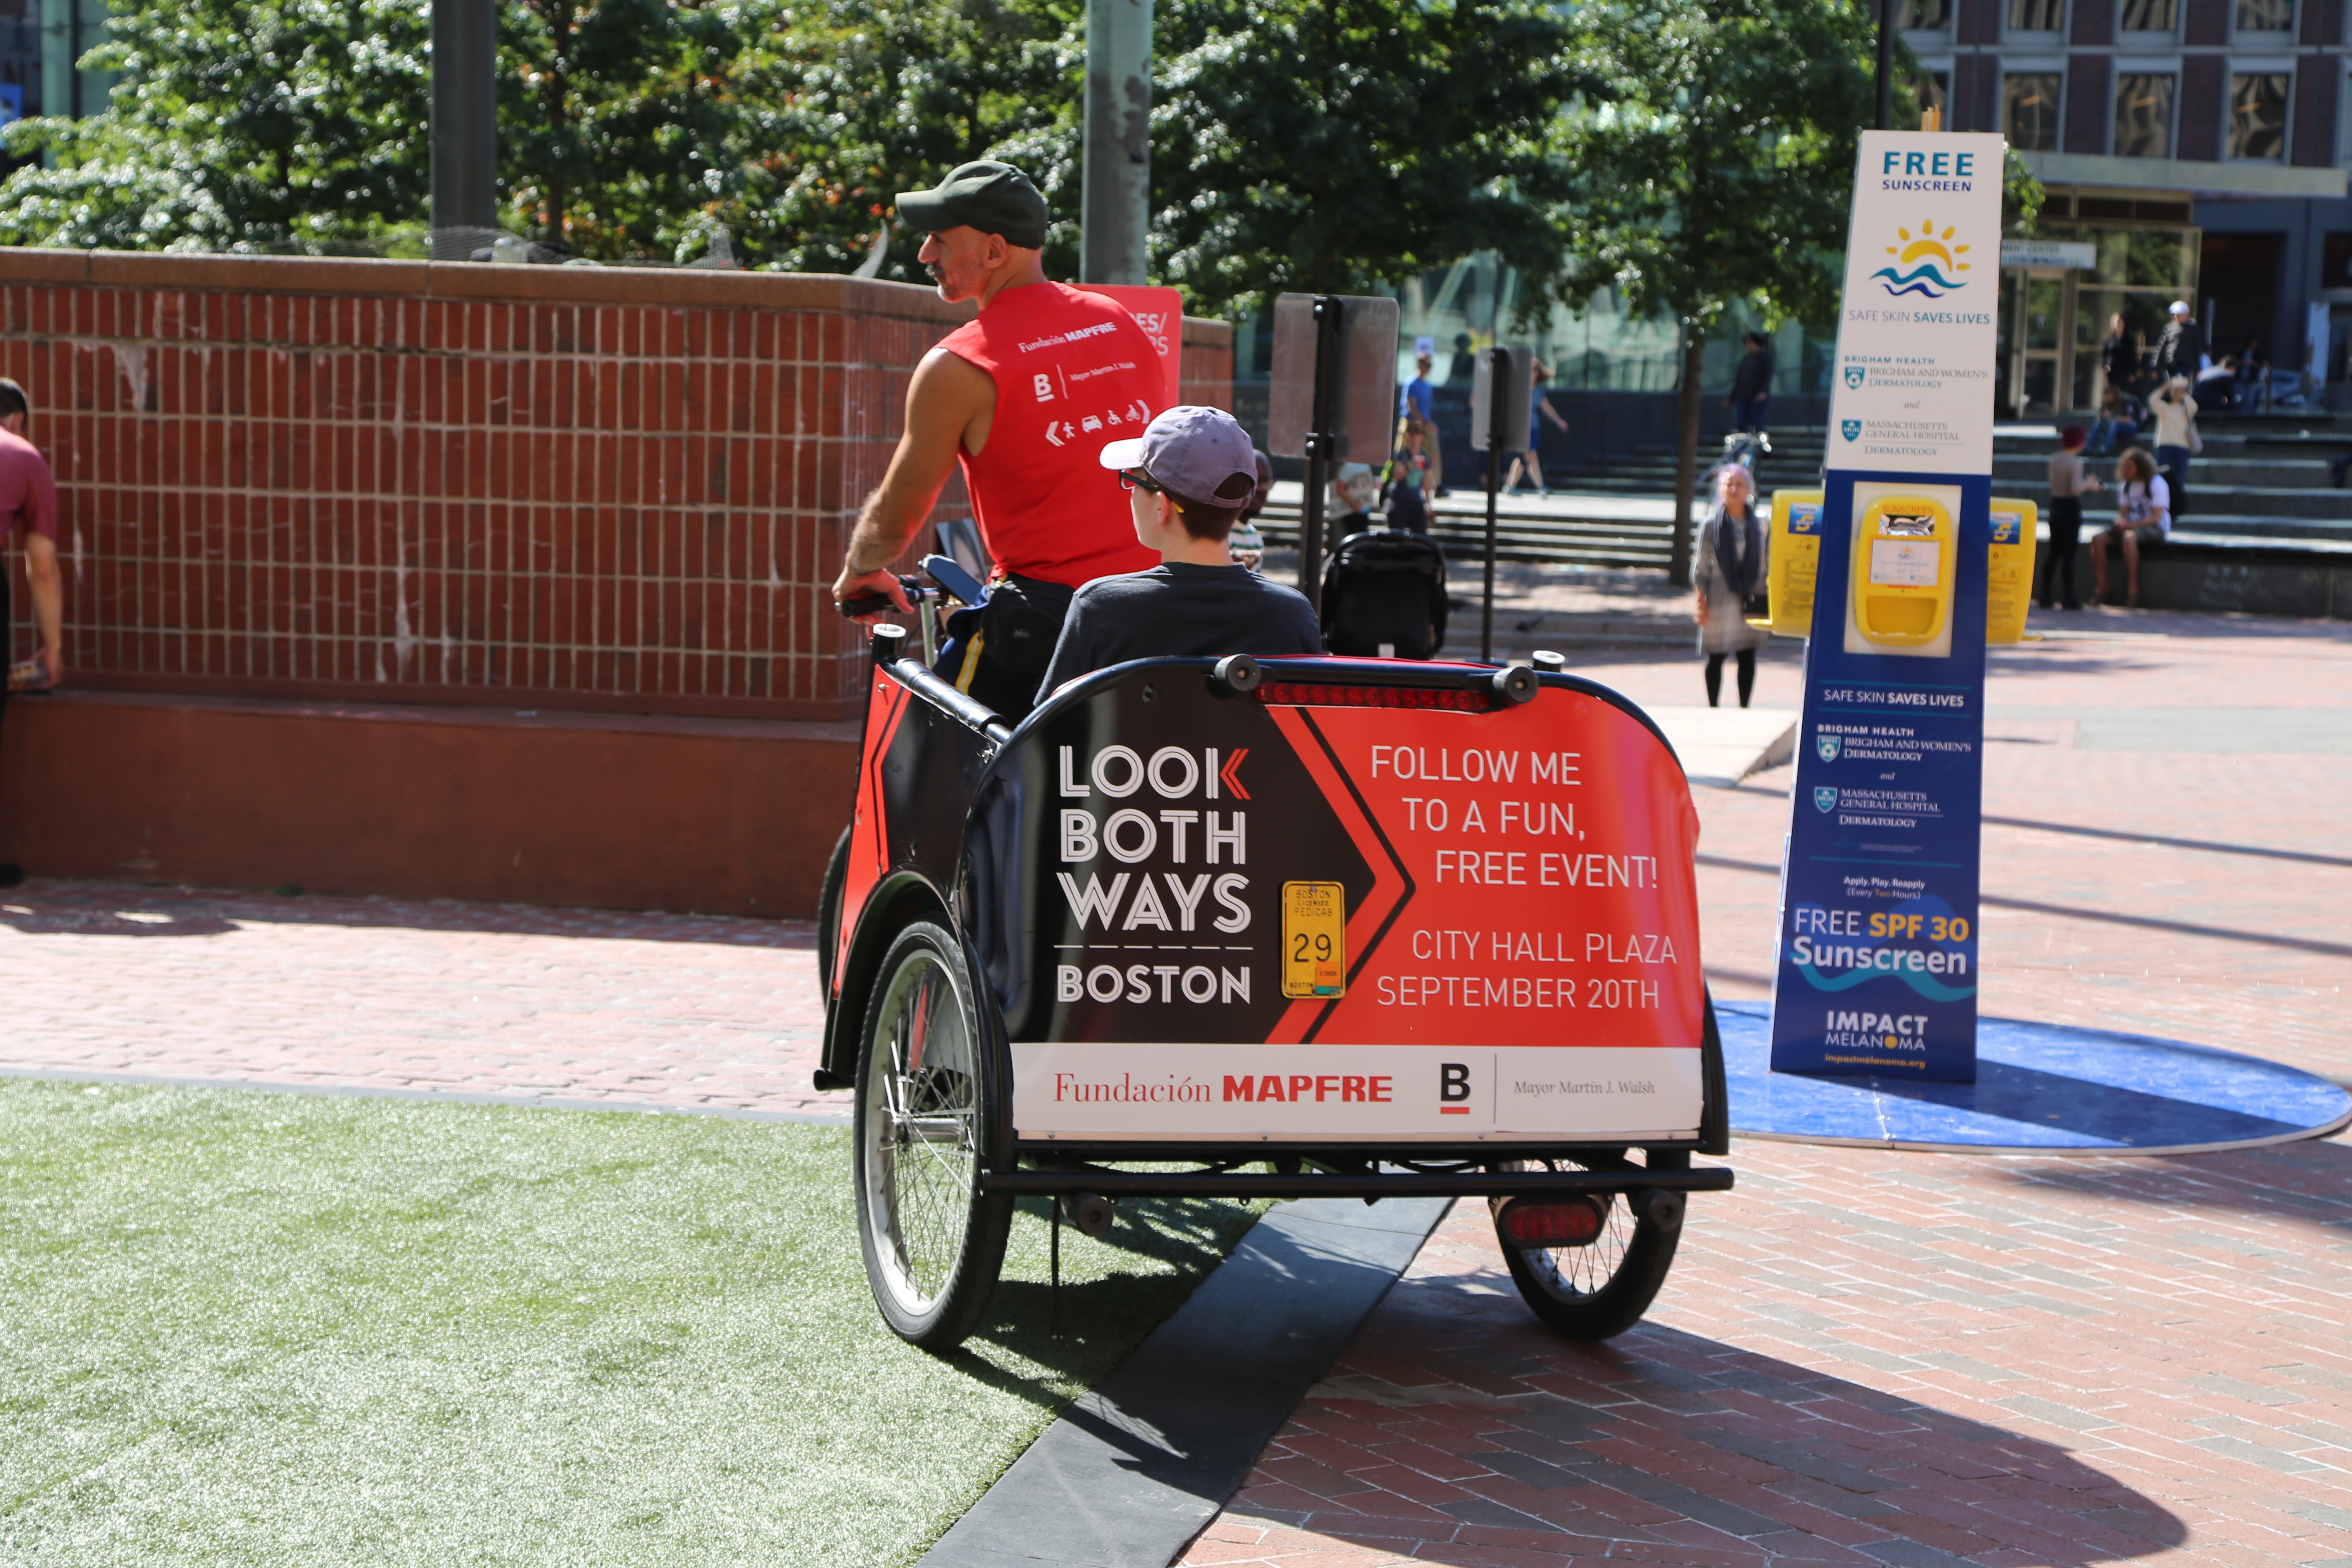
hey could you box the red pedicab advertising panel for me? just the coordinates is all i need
[819,643,1730,1350]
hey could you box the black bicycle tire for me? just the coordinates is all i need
[1491,1167,1682,1341]
[815,824,853,990]
[851,920,1013,1351]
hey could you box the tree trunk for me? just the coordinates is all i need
[1669,325,1704,588]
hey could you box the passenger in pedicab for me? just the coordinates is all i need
[1036,406,1323,694]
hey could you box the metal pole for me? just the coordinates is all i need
[1874,0,1893,132]
[1481,350,1502,663]
[1081,0,1153,284]
[1298,296,1342,612]
[431,0,498,259]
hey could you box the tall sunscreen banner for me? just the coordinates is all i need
[1769,132,2005,1084]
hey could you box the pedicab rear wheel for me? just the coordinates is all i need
[1489,1160,1682,1341]
[853,920,1011,1350]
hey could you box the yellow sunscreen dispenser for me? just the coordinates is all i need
[1984,499,2038,645]
[1851,493,1956,648]
[1766,490,1824,637]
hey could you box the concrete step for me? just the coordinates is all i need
[2157,516,2352,547]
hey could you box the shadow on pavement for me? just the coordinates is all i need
[0,877,814,947]
[1982,1136,2352,1235]
[951,1194,1268,1414]
[1255,1284,2192,1565]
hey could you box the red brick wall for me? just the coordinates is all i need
[0,252,1234,721]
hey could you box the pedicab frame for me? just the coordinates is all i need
[816,628,1733,1351]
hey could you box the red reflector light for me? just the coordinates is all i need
[1498,1197,1606,1249]
[1255,682,1490,711]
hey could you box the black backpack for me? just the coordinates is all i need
[1319,530,1450,660]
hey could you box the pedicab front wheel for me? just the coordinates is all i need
[853,920,1011,1350]
[1490,1160,1682,1341]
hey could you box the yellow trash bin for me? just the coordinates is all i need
[1985,498,2039,645]
[1764,489,1824,637]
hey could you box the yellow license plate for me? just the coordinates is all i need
[1281,881,1346,998]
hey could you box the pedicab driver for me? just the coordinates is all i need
[830,159,1165,718]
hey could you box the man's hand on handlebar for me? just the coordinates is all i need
[834,564,915,622]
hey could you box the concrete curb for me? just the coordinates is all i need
[917,1195,1452,1568]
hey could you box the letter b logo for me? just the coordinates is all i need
[1033,372,1054,401]
[1440,1063,1471,1103]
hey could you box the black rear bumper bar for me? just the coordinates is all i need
[980,1167,1734,1200]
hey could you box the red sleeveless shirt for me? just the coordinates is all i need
[936,281,1164,588]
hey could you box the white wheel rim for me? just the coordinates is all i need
[862,947,980,1318]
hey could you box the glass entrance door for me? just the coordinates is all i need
[2006,271,2069,417]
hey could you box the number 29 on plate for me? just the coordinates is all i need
[1281,880,1346,998]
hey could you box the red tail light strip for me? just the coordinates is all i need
[1255,682,1492,712]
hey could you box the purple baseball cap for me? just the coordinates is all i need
[1098,405,1258,509]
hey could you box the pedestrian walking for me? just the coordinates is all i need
[1726,331,1774,432]
[1226,447,1273,570]
[2099,312,2142,399]
[1692,465,1767,709]
[1383,419,1433,534]
[831,160,1167,719]
[2148,374,2198,521]
[2153,301,2205,385]
[1397,350,1444,497]
[1502,361,1569,497]
[2042,423,2103,610]
[0,376,62,890]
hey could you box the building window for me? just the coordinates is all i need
[2114,73,2176,155]
[2230,73,2289,157]
[2323,233,2352,288]
[2234,0,2292,29]
[2006,74,2063,149]
[2009,0,2065,27]
[1898,0,1952,26]
[2118,0,2178,29]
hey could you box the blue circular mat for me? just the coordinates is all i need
[1716,999,2352,1155]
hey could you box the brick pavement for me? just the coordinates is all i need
[0,884,843,1119]
[1183,610,2352,1568]
[4,608,2350,1567]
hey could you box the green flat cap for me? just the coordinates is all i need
[895,160,1048,249]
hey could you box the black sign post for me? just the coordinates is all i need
[1269,294,1400,612]
[1470,346,1534,664]
[1300,298,1344,609]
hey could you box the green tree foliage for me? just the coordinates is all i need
[499,0,752,259]
[1554,0,1886,584]
[715,0,1082,282]
[0,0,760,259]
[1149,0,1576,318]
[0,0,430,251]
[0,0,1584,298]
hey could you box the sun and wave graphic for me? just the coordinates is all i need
[1871,219,1973,299]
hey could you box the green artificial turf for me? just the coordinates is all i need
[0,1080,1267,1566]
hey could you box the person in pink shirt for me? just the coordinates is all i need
[0,375,62,888]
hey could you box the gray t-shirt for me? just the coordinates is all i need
[1038,562,1324,695]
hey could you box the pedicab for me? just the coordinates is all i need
[814,581,1732,1352]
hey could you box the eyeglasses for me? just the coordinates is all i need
[1118,469,1166,495]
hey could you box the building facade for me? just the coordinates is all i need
[1909,0,2352,411]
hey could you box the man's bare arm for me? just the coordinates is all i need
[831,347,995,618]
[24,532,60,680]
